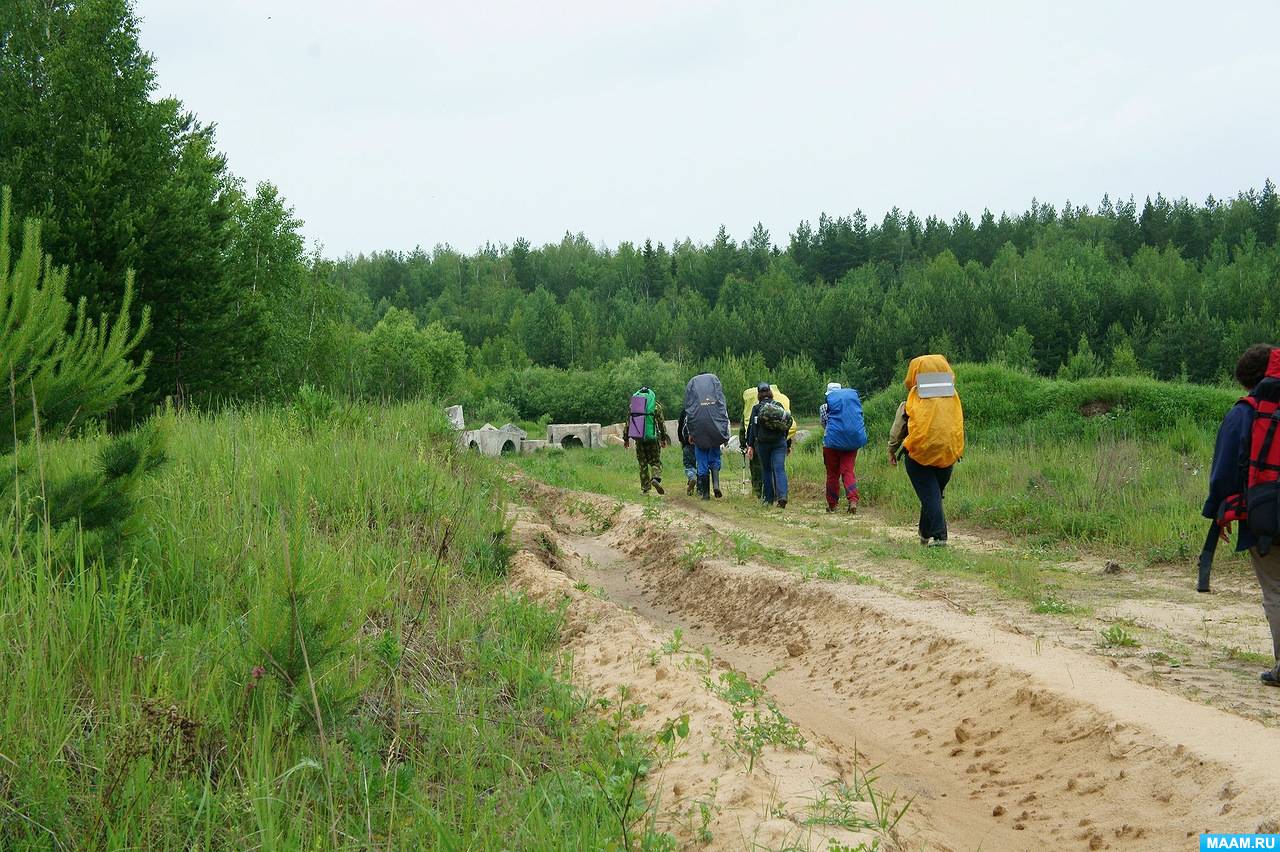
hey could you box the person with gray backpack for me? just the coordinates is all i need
[745,383,794,508]
[683,372,731,499]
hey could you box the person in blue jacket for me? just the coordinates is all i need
[1204,343,1280,687]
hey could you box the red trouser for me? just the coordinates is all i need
[823,447,859,508]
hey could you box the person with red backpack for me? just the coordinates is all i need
[1204,343,1280,688]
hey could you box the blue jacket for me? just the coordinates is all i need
[1203,401,1257,552]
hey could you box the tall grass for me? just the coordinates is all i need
[0,401,645,848]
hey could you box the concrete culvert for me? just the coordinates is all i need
[468,440,480,452]
[561,435,584,449]
[500,439,517,455]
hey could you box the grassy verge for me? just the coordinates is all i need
[0,401,654,848]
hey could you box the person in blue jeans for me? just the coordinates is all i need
[745,383,793,508]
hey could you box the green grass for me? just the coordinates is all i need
[0,401,660,849]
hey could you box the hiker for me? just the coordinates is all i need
[740,384,797,498]
[888,354,964,545]
[683,372,731,500]
[677,407,697,495]
[746,383,796,508]
[820,381,868,513]
[623,386,669,495]
[1204,343,1280,687]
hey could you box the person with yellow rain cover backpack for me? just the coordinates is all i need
[887,354,965,546]
[739,383,798,498]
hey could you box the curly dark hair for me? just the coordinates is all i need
[1235,343,1276,389]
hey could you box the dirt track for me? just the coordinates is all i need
[509,480,1280,850]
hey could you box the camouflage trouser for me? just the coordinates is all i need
[748,451,762,497]
[636,440,663,492]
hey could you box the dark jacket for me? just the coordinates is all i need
[746,402,792,449]
[677,409,691,445]
[1204,400,1257,552]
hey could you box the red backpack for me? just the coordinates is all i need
[1218,348,1280,555]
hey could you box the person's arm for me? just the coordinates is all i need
[654,402,669,445]
[1203,403,1250,519]
[819,403,828,429]
[887,402,908,465]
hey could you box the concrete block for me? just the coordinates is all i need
[499,423,528,440]
[726,435,740,452]
[546,423,602,449]
[663,419,679,444]
[603,434,625,447]
[446,405,465,431]
[461,428,521,457]
[793,429,812,446]
[520,439,547,454]
[601,422,625,439]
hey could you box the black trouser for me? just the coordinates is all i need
[904,454,953,541]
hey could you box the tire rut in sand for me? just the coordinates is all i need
[523,481,1280,851]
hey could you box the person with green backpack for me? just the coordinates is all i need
[623,387,669,495]
[745,383,795,507]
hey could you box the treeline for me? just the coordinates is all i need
[333,185,1280,398]
[5,2,1278,423]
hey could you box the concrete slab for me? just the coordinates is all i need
[520,439,548,454]
[446,405,465,431]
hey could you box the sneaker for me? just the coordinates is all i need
[826,505,836,513]
[653,481,665,495]
[847,502,857,515]
[919,535,930,546]
[926,538,948,548]
[1262,668,1280,687]
[777,499,788,509]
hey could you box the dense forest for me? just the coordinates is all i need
[3,1,1278,426]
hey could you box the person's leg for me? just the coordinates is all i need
[694,447,711,499]
[904,455,942,542]
[647,441,664,493]
[770,444,789,505]
[933,464,954,540]
[823,447,840,509]
[749,453,763,498]
[683,445,697,494]
[709,447,723,497]
[637,444,651,493]
[1250,547,1280,674]
[759,446,775,504]
[843,449,859,510]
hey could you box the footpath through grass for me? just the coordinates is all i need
[0,401,651,849]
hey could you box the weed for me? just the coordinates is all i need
[679,539,714,572]
[703,670,805,772]
[661,628,685,657]
[727,531,759,565]
[1100,625,1139,648]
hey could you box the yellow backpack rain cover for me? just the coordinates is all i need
[741,386,798,442]
[903,354,964,467]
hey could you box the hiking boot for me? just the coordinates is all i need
[686,479,696,496]
[713,488,723,498]
[1262,668,1280,688]
[653,480,665,495]
[777,499,787,509]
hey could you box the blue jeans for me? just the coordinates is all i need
[695,446,722,477]
[682,444,697,480]
[757,442,788,504]
[904,454,953,541]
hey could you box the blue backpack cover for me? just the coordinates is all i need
[823,388,868,451]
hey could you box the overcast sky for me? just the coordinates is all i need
[134,0,1280,257]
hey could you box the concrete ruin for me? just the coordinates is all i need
[546,423,602,449]
[461,423,523,457]
[446,405,466,431]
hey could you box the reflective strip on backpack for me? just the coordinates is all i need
[916,372,956,399]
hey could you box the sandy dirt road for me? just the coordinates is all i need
[509,479,1280,851]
